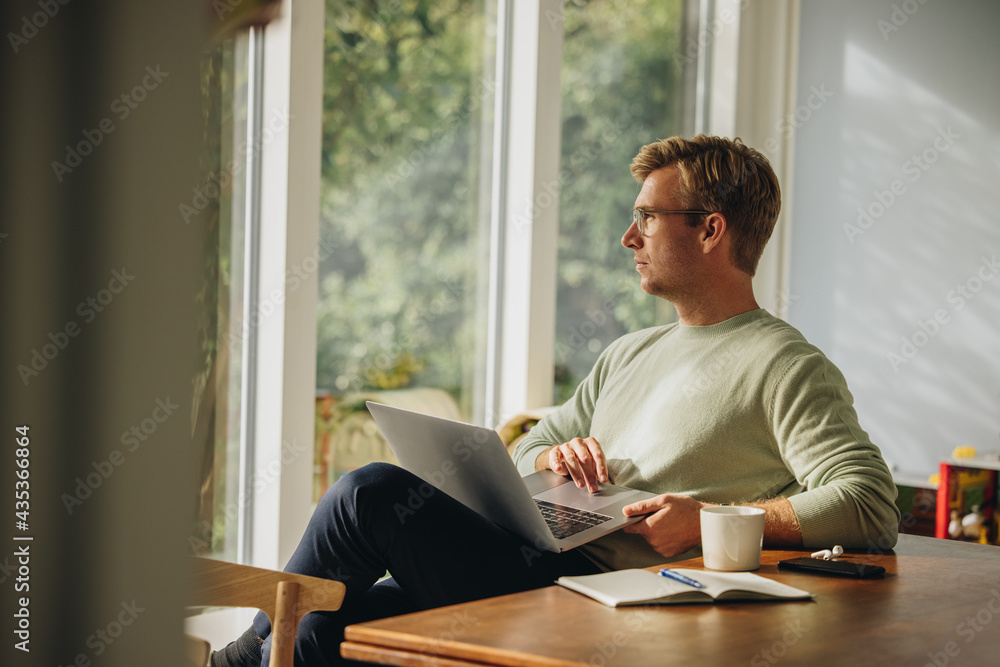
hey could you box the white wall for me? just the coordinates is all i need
[788,0,1000,476]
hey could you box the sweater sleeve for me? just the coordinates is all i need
[510,342,612,476]
[770,350,900,550]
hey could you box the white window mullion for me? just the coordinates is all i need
[495,0,564,423]
[250,0,325,570]
[733,0,800,318]
[692,0,800,318]
[704,0,741,138]
[188,0,332,644]
[237,24,265,567]
[482,0,513,427]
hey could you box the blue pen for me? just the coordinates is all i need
[659,569,705,589]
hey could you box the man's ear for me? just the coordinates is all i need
[699,212,727,254]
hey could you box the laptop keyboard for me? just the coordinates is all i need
[535,499,613,539]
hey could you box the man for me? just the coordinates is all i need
[213,135,898,667]
[512,134,898,572]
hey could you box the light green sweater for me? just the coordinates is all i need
[512,309,900,572]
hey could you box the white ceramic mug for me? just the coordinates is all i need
[700,506,766,571]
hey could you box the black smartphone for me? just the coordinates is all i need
[777,557,886,579]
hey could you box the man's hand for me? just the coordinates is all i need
[622,495,803,558]
[622,494,706,558]
[534,437,609,493]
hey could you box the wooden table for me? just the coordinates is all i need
[341,534,1000,666]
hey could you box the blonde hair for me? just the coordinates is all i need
[631,135,780,276]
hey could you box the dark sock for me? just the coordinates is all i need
[210,625,263,667]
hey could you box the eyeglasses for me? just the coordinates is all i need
[632,209,712,235]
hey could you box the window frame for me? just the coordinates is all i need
[249,0,326,571]
[243,0,800,567]
[490,0,565,422]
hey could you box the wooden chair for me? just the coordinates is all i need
[188,558,347,667]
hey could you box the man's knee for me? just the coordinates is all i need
[318,462,414,515]
[337,462,411,492]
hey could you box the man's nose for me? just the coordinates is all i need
[622,220,641,249]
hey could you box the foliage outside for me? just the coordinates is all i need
[554,0,683,402]
[316,0,684,413]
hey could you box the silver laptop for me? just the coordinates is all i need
[366,401,657,552]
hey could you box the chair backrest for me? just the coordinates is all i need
[189,558,346,667]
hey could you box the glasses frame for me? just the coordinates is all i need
[632,208,712,235]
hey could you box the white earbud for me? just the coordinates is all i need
[810,545,844,560]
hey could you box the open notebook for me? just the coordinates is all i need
[556,568,814,607]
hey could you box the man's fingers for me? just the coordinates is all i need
[547,448,565,474]
[623,510,665,535]
[545,438,609,492]
[623,496,666,516]
[561,439,601,491]
[622,518,647,535]
[583,438,609,483]
[623,501,647,517]
[561,452,596,491]
[622,496,705,559]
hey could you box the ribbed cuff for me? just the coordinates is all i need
[211,626,263,667]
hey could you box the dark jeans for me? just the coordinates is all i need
[252,462,601,666]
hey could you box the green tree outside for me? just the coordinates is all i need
[316,0,684,411]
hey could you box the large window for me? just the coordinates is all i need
[553,0,686,402]
[314,1,498,495]
[190,30,254,562]
[183,0,796,588]
[311,1,692,489]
